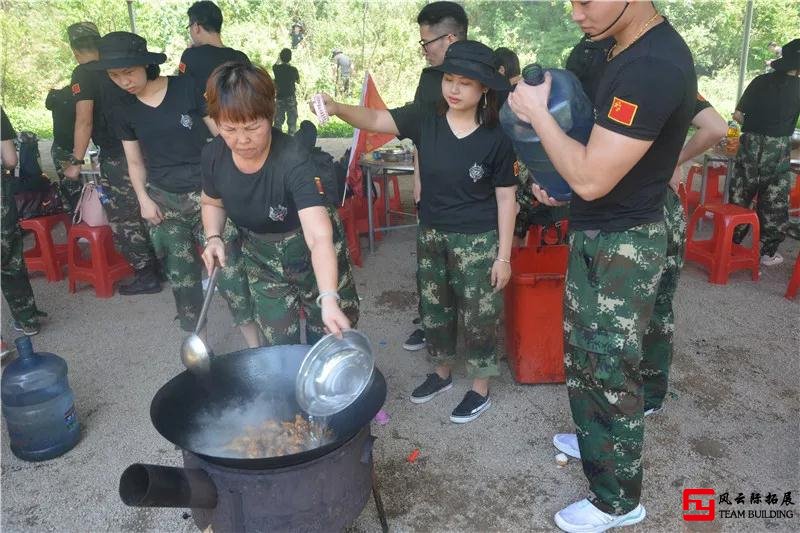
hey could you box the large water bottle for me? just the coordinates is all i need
[2,336,80,461]
[500,64,594,201]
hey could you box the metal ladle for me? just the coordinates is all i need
[180,265,219,374]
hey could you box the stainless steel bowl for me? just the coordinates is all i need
[296,330,374,417]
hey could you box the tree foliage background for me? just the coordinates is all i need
[0,0,797,138]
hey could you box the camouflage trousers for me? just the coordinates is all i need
[417,227,501,379]
[641,188,687,411]
[274,96,298,135]
[1,180,43,328]
[147,186,253,332]
[98,154,157,271]
[728,132,792,256]
[50,143,83,216]
[241,206,359,346]
[564,221,666,515]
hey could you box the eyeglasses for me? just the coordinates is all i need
[418,34,450,51]
[186,22,195,30]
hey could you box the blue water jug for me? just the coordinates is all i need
[2,336,80,461]
[500,64,594,201]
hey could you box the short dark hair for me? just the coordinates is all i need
[145,64,160,80]
[417,1,468,40]
[71,35,100,52]
[279,48,292,63]
[206,62,276,123]
[493,47,520,81]
[187,1,223,34]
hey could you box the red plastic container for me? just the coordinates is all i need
[504,244,569,384]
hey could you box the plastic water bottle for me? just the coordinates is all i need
[500,64,594,201]
[2,336,80,461]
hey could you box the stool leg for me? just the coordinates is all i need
[786,255,800,299]
[749,217,761,281]
[68,231,79,294]
[711,220,734,285]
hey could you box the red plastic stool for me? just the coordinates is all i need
[785,254,800,300]
[67,223,134,297]
[677,182,689,218]
[524,221,569,247]
[789,173,800,212]
[352,195,383,240]
[337,200,363,267]
[373,175,402,215]
[19,213,72,282]
[685,164,703,214]
[685,204,760,284]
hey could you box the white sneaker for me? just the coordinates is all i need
[555,499,646,533]
[644,406,662,417]
[553,433,581,459]
[761,253,784,266]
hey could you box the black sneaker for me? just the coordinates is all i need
[450,390,491,423]
[11,320,40,336]
[119,267,162,295]
[403,328,426,351]
[412,317,421,325]
[410,373,453,404]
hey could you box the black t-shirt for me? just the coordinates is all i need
[570,21,696,232]
[736,71,800,138]
[694,92,712,117]
[389,103,517,233]
[70,63,127,157]
[272,63,300,98]
[113,76,211,193]
[1,107,15,141]
[413,68,444,106]
[45,86,76,149]
[202,132,328,234]
[566,37,614,102]
[178,45,250,94]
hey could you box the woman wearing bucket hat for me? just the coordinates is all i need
[316,40,518,424]
[728,38,800,267]
[92,32,260,346]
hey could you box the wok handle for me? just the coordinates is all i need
[119,463,217,509]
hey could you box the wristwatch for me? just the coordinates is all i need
[69,156,84,166]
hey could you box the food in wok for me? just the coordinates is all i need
[226,415,335,458]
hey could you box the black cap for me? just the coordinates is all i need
[431,40,510,91]
[89,32,167,70]
[771,39,800,72]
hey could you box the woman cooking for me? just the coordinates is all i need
[200,62,358,344]
[92,32,259,346]
[316,40,517,423]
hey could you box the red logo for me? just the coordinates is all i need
[178,62,186,74]
[71,83,81,95]
[607,96,638,127]
[683,488,716,521]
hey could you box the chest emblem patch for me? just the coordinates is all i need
[269,205,288,222]
[180,114,193,130]
[607,97,638,127]
[469,163,485,182]
[178,62,186,74]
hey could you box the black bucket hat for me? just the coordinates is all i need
[89,31,167,70]
[431,40,510,91]
[771,39,800,72]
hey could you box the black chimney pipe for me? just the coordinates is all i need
[119,463,218,509]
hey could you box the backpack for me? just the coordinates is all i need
[307,146,347,205]
[12,131,64,219]
[17,131,44,179]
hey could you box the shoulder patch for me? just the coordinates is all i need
[696,92,707,102]
[178,62,186,74]
[71,83,81,95]
[513,160,520,177]
[607,96,638,127]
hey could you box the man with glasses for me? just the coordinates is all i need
[402,1,469,353]
[179,1,249,94]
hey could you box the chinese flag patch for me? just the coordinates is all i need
[607,97,638,127]
[513,160,520,177]
[697,92,707,102]
[178,62,186,74]
[71,83,81,95]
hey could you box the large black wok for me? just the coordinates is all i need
[150,344,386,470]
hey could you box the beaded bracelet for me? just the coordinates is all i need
[205,234,224,243]
[316,290,341,307]
[495,258,511,264]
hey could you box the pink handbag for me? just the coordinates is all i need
[72,182,108,227]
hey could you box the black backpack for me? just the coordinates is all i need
[12,131,64,218]
[307,146,346,205]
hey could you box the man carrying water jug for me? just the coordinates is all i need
[508,1,696,531]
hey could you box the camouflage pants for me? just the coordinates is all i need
[241,206,359,346]
[50,143,83,215]
[98,154,157,271]
[1,180,42,328]
[417,227,501,379]
[564,221,666,515]
[728,132,792,257]
[641,189,686,411]
[147,186,253,332]
[274,97,298,135]
[514,161,570,237]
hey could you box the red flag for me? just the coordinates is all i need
[344,73,396,199]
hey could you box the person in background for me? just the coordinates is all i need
[95,32,260,347]
[493,46,520,107]
[45,85,82,214]
[765,41,782,72]
[62,21,161,296]
[290,22,305,49]
[729,38,800,267]
[331,49,353,96]
[1,107,47,335]
[320,40,517,424]
[201,63,357,344]
[273,48,300,135]
[179,1,250,94]
[403,0,469,353]
[508,0,696,529]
